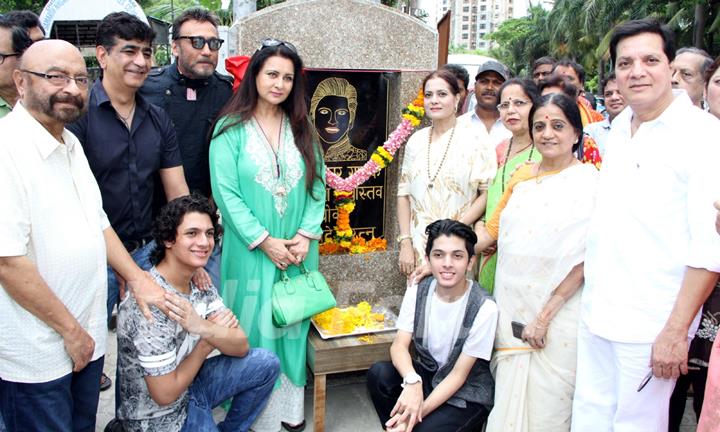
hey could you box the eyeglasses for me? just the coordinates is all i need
[176,36,224,51]
[0,52,19,65]
[497,99,530,111]
[259,38,297,54]
[20,70,89,88]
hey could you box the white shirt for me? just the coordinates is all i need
[582,92,720,343]
[397,280,498,367]
[0,103,110,383]
[584,118,611,157]
[458,109,512,149]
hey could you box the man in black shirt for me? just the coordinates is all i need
[140,8,233,288]
[68,12,190,393]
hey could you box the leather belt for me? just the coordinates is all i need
[122,237,152,254]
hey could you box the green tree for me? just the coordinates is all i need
[0,0,45,14]
[487,6,550,76]
[488,0,720,85]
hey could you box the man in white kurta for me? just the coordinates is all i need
[572,20,720,431]
[0,40,167,432]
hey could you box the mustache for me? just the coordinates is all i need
[51,94,84,109]
[481,91,497,96]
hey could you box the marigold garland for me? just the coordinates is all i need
[320,90,424,254]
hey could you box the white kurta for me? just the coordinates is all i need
[0,103,109,383]
[397,122,496,264]
[582,91,720,344]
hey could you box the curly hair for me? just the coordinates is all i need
[150,193,223,265]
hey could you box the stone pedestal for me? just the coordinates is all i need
[229,0,438,307]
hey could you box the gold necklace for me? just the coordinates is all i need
[426,124,455,189]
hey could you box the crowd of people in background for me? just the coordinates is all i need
[0,6,720,432]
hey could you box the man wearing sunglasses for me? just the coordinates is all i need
[141,8,232,289]
[0,17,33,118]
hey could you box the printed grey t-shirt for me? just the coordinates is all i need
[116,267,225,432]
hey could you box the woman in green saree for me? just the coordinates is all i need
[478,79,541,294]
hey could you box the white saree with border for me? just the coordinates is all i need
[486,163,598,432]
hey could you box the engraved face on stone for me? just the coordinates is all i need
[310,77,367,162]
[314,95,351,143]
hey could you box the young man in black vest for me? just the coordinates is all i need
[367,219,497,432]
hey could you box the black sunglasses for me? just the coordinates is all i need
[259,38,297,54]
[176,36,224,51]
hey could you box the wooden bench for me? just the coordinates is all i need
[306,327,396,432]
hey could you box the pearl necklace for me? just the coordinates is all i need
[426,124,455,189]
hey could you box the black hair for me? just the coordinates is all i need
[172,7,219,39]
[440,64,470,91]
[424,219,477,258]
[0,17,33,55]
[150,193,223,265]
[3,10,44,35]
[422,68,462,96]
[553,59,585,85]
[532,56,556,71]
[610,19,675,67]
[538,74,578,99]
[211,42,321,198]
[601,72,617,94]
[96,12,155,49]
[497,78,541,106]
[705,56,720,87]
[676,47,713,75]
[530,93,584,153]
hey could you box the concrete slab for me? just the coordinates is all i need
[96,329,699,431]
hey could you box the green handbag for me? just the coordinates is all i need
[271,263,336,328]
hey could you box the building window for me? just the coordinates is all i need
[481,5,486,11]
[462,33,468,39]
[479,23,486,29]
[463,16,469,21]
[463,6,469,12]
[462,24,469,30]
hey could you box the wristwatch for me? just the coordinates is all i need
[401,371,422,388]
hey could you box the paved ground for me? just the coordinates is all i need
[96,328,699,431]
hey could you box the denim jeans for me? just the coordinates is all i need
[205,240,222,290]
[107,240,155,326]
[0,357,104,432]
[367,361,489,432]
[180,349,280,432]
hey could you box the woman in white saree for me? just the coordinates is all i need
[476,93,599,431]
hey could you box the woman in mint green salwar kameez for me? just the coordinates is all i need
[478,79,541,294]
[209,40,325,432]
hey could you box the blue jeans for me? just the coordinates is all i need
[180,349,280,432]
[0,357,104,432]
[206,240,222,290]
[107,240,155,326]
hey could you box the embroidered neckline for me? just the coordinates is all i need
[246,117,303,216]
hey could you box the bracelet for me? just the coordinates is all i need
[396,235,412,245]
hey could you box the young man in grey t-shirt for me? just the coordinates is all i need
[116,194,279,431]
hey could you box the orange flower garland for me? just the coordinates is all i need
[320,89,424,255]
